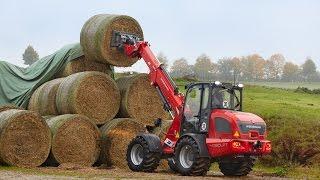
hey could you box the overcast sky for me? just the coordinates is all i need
[0,0,319,72]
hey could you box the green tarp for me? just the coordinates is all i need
[0,43,83,108]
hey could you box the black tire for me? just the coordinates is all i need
[174,136,211,176]
[218,158,254,176]
[126,136,161,172]
[167,158,179,173]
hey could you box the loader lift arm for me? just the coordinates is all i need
[111,31,185,153]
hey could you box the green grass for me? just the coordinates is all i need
[243,85,320,121]
[175,79,320,123]
[245,82,320,90]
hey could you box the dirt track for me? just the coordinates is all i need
[0,167,287,180]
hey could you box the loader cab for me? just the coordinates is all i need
[181,82,243,135]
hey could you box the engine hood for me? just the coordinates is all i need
[229,111,266,124]
[226,110,266,135]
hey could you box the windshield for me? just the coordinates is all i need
[212,87,241,110]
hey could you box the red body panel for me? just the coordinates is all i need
[206,109,271,157]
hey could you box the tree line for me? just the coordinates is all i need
[157,52,320,82]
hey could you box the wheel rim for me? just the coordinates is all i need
[179,145,194,169]
[131,144,144,165]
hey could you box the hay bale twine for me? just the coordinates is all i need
[116,74,169,125]
[99,118,145,169]
[56,71,120,125]
[0,104,23,113]
[28,78,64,115]
[80,14,144,67]
[55,55,114,78]
[0,109,51,167]
[45,114,101,166]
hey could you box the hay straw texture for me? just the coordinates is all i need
[116,74,169,125]
[56,71,120,125]
[45,114,101,166]
[0,109,51,167]
[99,118,145,169]
[28,78,64,116]
[55,55,114,78]
[80,14,144,67]
[0,104,23,113]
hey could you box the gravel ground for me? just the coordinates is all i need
[0,167,287,180]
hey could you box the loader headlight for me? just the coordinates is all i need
[214,81,221,86]
[238,83,244,88]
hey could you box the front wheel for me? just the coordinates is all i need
[167,158,179,173]
[126,136,161,172]
[174,136,211,176]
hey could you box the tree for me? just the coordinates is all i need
[241,54,265,81]
[269,54,285,80]
[157,52,169,70]
[193,54,216,80]
[23,45,39,65]
[301,58,318,82]
[264,60,277,81]
[217,57,241,82]
[170,58,193,78]
[282,62,299,82]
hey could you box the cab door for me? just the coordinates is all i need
[181,84,210,135]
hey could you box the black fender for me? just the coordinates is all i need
[137,133,162,153]
[180,133,210,157]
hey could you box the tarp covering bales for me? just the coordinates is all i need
[0,43,84,108]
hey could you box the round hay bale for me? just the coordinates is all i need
[0,104,23,113]
[99,118,145,169]
[0,109,51,167]
[55,55,114,78]
[45,114,101,166]
[80,14,144,67]
[56,71,120,125]
[28,78,64,116]
[116,74,169,125]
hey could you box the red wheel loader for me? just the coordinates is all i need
[110,31,271,176]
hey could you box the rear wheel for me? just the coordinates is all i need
[126,136,161,172]
[174,136,211,176]
[218,158,254,176]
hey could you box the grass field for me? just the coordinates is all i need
[245,81,320,90]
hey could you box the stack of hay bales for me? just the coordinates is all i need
[2,13,172,170]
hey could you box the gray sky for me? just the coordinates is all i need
[0,0,319,72]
